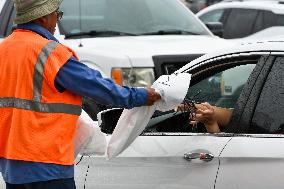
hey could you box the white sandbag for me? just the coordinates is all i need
[74,110,107,157]
[107,73,191,159]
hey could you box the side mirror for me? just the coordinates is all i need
[205,22,224,38]
[97,108,123,134]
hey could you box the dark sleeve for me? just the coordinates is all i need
[54,56,148,109]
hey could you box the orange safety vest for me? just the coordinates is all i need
[0,29,82,165]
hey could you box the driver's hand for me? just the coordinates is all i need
[191,102,220,133]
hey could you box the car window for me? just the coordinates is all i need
[143,56,259,134]
[59,0,210,36]
[253,11,284,34]
[186,64,255,109]
[276,14,284,26]
[250,56,284,134]
[146,0,206,33]
[223,8,258,39]
[253,11,275,33]
[199,9,224,23]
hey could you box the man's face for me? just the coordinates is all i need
[32,8,63,35]
[45,11,58,34]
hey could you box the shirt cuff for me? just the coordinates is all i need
[135,88,148,107]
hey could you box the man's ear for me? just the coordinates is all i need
[33,16,48,26]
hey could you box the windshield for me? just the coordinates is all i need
[58,0,211,37]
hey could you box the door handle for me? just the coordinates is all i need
[184,152,214,162]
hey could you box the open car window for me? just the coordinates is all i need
[142,55,262,134]
[186,64,255,109]
[98,54,267,135]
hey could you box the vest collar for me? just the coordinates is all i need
[14,23,59,42]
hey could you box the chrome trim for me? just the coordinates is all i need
[230,134,284,138]
[141,132,234,137]
[184,152,214,162]
[141,132,284,138]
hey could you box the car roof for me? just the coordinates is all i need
[176,39,284,73]
[197,0,284,15]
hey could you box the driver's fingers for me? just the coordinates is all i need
[175,104,188,111]
[195,103,210,111]
[200,102,214,112]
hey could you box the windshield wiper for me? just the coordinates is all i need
[139,29,201,36]
[65,30,138,39]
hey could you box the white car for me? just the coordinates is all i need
[73,39,284,189]
[197,0,284,39]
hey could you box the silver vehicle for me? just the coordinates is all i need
[73,39,284,189]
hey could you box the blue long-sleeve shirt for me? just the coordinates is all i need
[55,56,147,109]
[0,23,148,184]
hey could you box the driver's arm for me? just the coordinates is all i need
[192,102,233,133]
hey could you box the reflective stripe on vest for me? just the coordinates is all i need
[0,41,81,115]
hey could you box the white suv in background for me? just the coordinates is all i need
[197,0,284,39]
[0,0,231,87]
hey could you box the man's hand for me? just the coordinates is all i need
[145,88,161,106]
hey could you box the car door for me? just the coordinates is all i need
[75,53,266,189]
[215,55,284,189]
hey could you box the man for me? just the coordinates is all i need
[0,0,161,188]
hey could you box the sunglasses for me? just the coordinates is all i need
[55,9,64,20]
